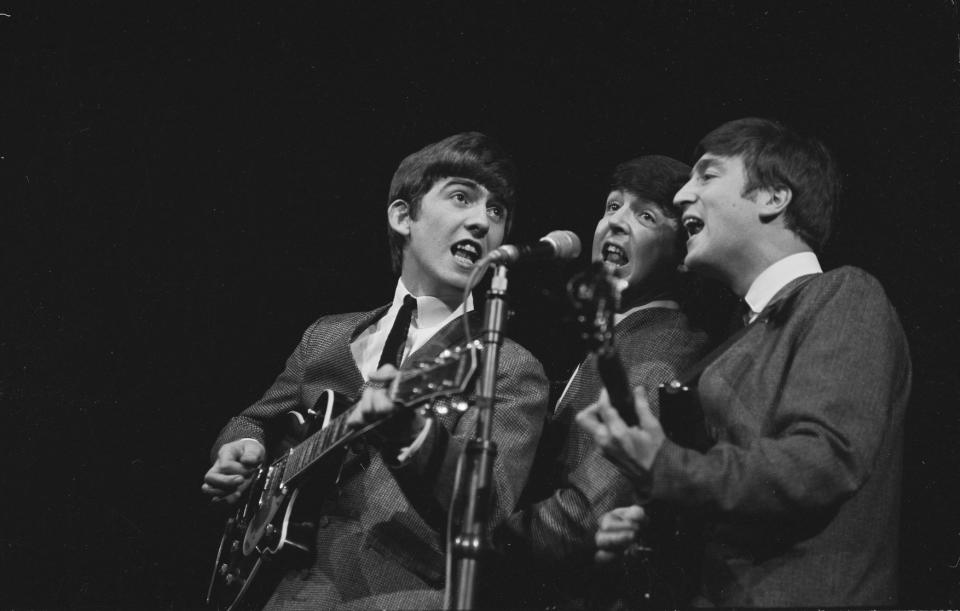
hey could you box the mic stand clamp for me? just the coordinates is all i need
[450,264,509,610]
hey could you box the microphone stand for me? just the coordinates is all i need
[451,264,509,610]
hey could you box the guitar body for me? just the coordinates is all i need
[206,390,351,611]
[205,343,480,610]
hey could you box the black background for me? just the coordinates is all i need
[3,2,958,608]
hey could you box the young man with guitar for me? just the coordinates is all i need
[493,156,710,609]
[201,132,548,609]
[579,118,912,607]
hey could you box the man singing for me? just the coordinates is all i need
[202,132,548,609]
[496,155,709,608]
[579,118,911,607]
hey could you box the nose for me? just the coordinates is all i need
[465,203,490,238]
[607,205,631,234]
[673,177,697,208]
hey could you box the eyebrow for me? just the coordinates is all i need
[442,178,483,192]
[692,157,724,177]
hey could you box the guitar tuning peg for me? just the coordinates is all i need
[454,399,470,413]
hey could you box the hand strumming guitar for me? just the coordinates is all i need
[201,438,266,504]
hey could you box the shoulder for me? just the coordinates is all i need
[617,308,710,356]
[793,266,893,311]
[498,336,548,382]
[299,305,389,345]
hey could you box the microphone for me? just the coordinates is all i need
[486,230,582,264]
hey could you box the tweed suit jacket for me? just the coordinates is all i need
[212,305,549,610]
[649,267,911,607]
[495,306,709,607]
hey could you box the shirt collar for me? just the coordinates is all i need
[744,252,822,316]
[614,299,679,325]
[394,279,474,329]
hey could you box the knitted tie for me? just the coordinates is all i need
[377,294,417,369]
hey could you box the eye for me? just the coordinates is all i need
[487,204,507,222]
[451,191,468,203]
[637,211,655,223]
[605,201,621,213]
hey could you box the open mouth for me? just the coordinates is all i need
[451,240,482,265]
[683,217,704,237]
[601,243,629,266]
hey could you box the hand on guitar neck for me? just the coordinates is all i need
[344,363,428,449]
[569,261,666,475]
[575,385,665,477]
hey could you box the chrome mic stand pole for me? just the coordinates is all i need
[451,263,509,610]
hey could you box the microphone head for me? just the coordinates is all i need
[542,230,582,260]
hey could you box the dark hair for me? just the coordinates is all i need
[694,117,840,252]
[609,155,691,256]
[387,132,518,274]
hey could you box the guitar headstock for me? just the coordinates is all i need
[390,341,481,412]
[568,261,626,353]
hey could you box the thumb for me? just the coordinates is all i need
[633,386,659,430]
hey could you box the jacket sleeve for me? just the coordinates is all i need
[650,273,912,520]
[209,319,323,462]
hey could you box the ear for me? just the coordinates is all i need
[387,199,411,235]
[757,185,793,222]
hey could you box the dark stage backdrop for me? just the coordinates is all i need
[3,2,958,608]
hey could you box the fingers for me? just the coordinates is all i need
[599,504,647,529]
[633,386,662,433]
[595,521,641,552]
[618,504,648,524]
[595,505,647,562]
[369,363,398,385]
[347,366,401,431]
[595,549,623,564]
[238,439,265,467]
[204,439,265,500]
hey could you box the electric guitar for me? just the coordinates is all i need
[206,342,480,611]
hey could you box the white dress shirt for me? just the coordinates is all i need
[350,279,474,461]
[743,252,823,322]
[350,279,474,381]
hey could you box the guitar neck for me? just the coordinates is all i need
[278,343,479,487]
[281,408,364,487]
[596,346,639,427]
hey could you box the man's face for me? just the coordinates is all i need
[401,177,507,299]
[673,154,760,279]
[591,190,681,290]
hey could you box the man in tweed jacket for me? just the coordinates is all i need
[202,132,548,609]
[493,156,709,608]
[580,118,912,607]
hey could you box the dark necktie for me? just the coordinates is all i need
[377,294,418,369]
[740,299,755,327]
